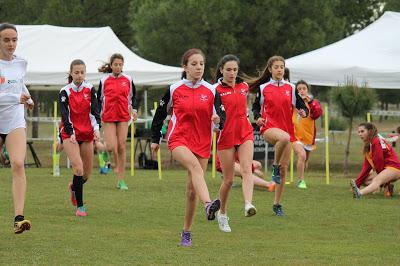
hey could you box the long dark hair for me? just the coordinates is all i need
[358,122,378,154]
[247,55,285,91]
[0,23,17,34]
[68,59,86,83]
[98,53,124,73]
[181,48,205,79]
[213,54,240,83]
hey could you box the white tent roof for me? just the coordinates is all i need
[286,11,400,89]
[15,25,182,86]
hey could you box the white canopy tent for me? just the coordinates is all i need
[286,11,400,89]
[15,25,182,86]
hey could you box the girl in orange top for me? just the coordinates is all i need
[350,123,400,198]
[292,80,322,189]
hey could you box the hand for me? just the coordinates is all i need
[256,117,266,127]
[20,93,34,110]
[70,134,77,144]
[211,114,220,124]
[298,109,307,118]
[131,109,138,121]
[151,143,160,155]
[94,130,100,141]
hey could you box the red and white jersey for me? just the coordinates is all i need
[151,79,226,158]
[356,135,400,187]
[97,73,137,122]
[252,78,306,142]
[59,81,101,142]
[215,78,253,150]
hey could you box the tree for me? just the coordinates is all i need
[330,81,377,174]
[129,0,347,77]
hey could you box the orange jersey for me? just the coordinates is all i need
[292,99,322,146]
[356,135,400,187]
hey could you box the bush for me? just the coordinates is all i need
[329,117,347,131]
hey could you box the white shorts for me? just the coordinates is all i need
[295,140,315,151]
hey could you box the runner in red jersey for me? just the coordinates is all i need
[212,55,256,233]
[97,53,138,190]
[151,49,225,247]
[59,59,101,217]
[350,123,400,198]
[250,55,308,216]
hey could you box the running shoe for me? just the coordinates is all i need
[350,179,362,199]
[76,206,87,217]
[267,182,275,192]
[205,198,221,220]
[117,180,128,191]
[272,204,285,216]
[271,165,281,184]
[244,203,257,217]
[384,183,394,197]
[297,180,307,189]
[180,231,192,247]
[216,211,231,233]
[99,167,108,174]
[14,219,31,234]
[69,182,77,206]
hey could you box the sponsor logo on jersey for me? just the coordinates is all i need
[285,90,290,96]
[220,91,232,97]
[61,96,66,102]
[84,93,89,100]
[240,88,247,95]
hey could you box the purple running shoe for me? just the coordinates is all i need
[180,231,192,247]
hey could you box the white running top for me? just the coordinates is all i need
[0,56,30,134]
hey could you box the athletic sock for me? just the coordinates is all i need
[73,175,84,207]
[14,215,24,222]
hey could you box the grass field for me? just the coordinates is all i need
[0,168,399,265]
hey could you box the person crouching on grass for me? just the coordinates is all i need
[151,48,225,247]
[59,59,101,216]
[350,123,400,198]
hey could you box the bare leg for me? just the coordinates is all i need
[183,157,207,231]
[274,143,291,204]
[6,128,27,216]
[103,122,118,174]
[237,140,255,204]
[292,142,306,181]
[359,169,400,196]
[217,148,235,214]
[172,146,211,205]
[80,141,94,181]
[116,122,129,181]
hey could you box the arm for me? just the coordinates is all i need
[309,99,323,120]
[59,90,74,136]
[213,91,226,130]
[252,87,262,120]
[151,88,171,144]
[97,80,104,114]
[89,87,101,132]
[355,157,373,187]
[129,80,138,111]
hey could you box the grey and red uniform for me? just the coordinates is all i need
[151,79,226,158]
[59,81,101,141]
[97,73,137,122]
[215,77,253,150]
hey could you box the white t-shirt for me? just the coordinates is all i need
[0,55,29,134]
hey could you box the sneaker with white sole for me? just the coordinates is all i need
[244,203,257,217]
[216,211,231,233]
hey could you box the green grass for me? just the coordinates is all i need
[0,168,399,265]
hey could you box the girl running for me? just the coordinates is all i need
[213,54,256,233]
[250,55,308,216]
[350,123,400,198]
[98,53,138,190]
[59,59,101,216]
[0,23,33,233]
[292,80,323,189]
[151,48,225,247]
